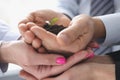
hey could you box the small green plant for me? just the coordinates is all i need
[50,17,59,26]
[46,18,59,26]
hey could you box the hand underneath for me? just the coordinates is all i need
[42,63,115,80]
[19,49,94,80]
[19,55,115,80]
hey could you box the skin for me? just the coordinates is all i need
[20,55,115,80]
[42,63,115,80]
[20,49,93,80]
[18,9,109,80]
[19,12,100,53]
[18,9,70,49]
[0,40,93,80]
[0,40,67,65]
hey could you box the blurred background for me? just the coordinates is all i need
[0,0,56,80]
[0,0,57,31]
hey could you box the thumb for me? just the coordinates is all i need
[57,20,82,46]
[31,26,57,47]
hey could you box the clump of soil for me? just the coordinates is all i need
[43,23,66,35]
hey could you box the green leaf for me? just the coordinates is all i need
[50,18,59,26]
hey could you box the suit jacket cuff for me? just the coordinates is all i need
[0,63,8,73]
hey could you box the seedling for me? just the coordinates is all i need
[45,17,59,26]
[44,18,66,35]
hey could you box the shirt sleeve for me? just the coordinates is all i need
[0,19,21,74]
[0,20,21,41]
[98,13,120,47]
[106,50,120,80]
[50,0,80,18]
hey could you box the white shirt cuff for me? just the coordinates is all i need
[2,30,21,41]
[98,13,120,46]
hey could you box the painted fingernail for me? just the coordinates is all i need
[56,57,66,64]
[94,45,100,48]
[86,53,94,58]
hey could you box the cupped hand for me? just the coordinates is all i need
[18,9,70,49]
[19,9,70,27]
[29,14,98,53]
[19,54,115,80]
[19,49,94,80]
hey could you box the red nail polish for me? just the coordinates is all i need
[86,53,94,58]
[56,57,66,64]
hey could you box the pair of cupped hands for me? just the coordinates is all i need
[18,9,99,80]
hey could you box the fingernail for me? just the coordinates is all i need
[86,53,94,59]
[94,45,100,48]
[56,57,66,64]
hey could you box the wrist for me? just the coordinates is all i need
[86,55,114,64]
[92,17,106,39]
[0,41,10,63]
[63,13,72,20]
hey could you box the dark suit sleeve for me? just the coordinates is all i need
[107,50,120,80]
[0,63,8,73]
[115,62,120,80]
[107,50,120,62]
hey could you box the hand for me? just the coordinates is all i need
[56,14,105,52]
[19,55,115,80]
[19,9,70,27]
[18,9,70,48]
[42,63,115,80]
[19,49,94,80]
[29,14,93,53]
[0,40,66,66]
[24,14,101,54]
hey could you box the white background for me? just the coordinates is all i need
[0,0,57,31]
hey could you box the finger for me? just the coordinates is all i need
[31,26,59,50]
[26,22,37,29]
[31,26,56,41]
[24,30,35,44]
[84,47,95,59]
[18,23,28,35]
[37,47,47,53]
[19,16,33,24]
[88,40,100,48]
[32,38,42,49]
[19,70,37,80]
[50,50,90,75]
[19,18,30,24]
[42,77,58,80]
[31,53,66,65]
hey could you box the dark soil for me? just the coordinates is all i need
[43,23,66,35]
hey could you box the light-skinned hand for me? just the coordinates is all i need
[19,55,115,80]
[18,9,71,51]
[0,40,66,66]
[19,49,94,80]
